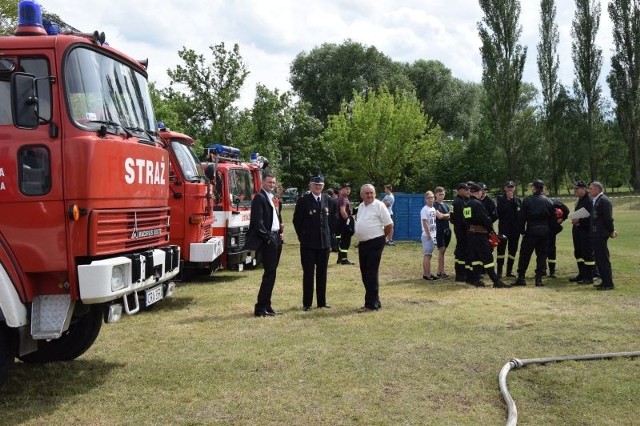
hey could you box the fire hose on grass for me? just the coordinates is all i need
[499,351,640,426]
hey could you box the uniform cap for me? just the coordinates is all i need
[469,183,481,193]
[477,182,487,191]
[573,180,587,189]
[310,175,324,184]
[456,182,469,190]
[340,182,351,188]
[530,179,544,189]
[505,180,515,188]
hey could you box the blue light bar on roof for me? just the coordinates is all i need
[208,144,240,159]
[16,0,47,36]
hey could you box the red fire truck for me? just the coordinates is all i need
[159,126,223,280]
[0,1,180,385]
[205,145,265,271]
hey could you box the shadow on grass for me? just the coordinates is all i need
[0,359,123,423]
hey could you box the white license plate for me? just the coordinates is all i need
[145,285,164,306]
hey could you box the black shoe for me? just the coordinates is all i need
[340,260,355,265]
[318,304,332,309]
[594,284,614,291]
[437,273,449,279]
[535,281,544,287]
[493,279,511,288]
[357,306,376,313]
[302,306,311,311]
[569,276,583,282]
[512,278,526,286]
[472,281,486,287]
[254,310,275,317]
[578,279,594,284]
[549,272,557,278]
[266,307,283,315]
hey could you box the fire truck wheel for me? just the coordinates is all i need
[18,307,103,363]
[0,323,17,386]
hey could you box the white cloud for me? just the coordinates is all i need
[38,0,614,109]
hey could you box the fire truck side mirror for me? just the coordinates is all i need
[204,163,216,181]
[11,72,39,130]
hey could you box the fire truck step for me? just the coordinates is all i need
[31,295,73,340]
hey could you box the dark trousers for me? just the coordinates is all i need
[517,233,549,277]
[255,233,282,311]
[573,227,595,279]
[497,229,519,274]
[467,232,499,284]
[358,236,385,309]
[300,247,330,307]
[591,235,613,287]
[453,228,469,280]
[337,230,352,260]
[547,232,557,272]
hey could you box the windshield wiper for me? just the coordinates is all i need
[88,119,133,138]
[124,126,157,143]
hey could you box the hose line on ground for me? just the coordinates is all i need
[499,351,640,426]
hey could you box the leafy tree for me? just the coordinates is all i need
[571,0,603,181]
[537,0,562,193]
[607,0,640,190]
[405,60,484,139]
[0,0,17,35]
[477,0,528,180]
[166,43,249,148]
[323,86,441,191]
[289,40,414,124]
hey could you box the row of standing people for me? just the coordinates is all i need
[246,172,394,317]
[447,179,617,290]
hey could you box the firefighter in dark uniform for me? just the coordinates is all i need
[464,184,509,288]
[513,179,555,287]
[496,180,521,277]
[478,182,498,224]
[293,175,332,310]
[450,182,470,282]
[545,186,570,278]
[569,180,595,284]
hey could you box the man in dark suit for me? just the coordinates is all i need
[293,175,332,311]
[588,181,618,290]
[244,171,283,316]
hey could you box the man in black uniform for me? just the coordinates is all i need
[450,182,470,282]
[569,180,595,284]
[496,180,521,277]
[293,175,333,311]
[464,184,509,288]
[589,181,618,290]
[478,182,498,224]
[513,179,555,287]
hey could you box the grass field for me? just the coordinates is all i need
[1,207,639,425]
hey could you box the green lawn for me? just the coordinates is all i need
[2,208,639,425]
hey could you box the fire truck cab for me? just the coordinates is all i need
[1,1,179,385]
[205,145,265,271]
[159,126,223,280]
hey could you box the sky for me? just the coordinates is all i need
[39,0,613,109]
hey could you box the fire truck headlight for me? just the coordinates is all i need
[111,265,127,292]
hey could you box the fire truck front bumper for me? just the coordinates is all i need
[77,245,181,305]
[189,237,224,262]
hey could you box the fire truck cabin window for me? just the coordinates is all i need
[19,146,51,196]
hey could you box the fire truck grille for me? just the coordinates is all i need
[90,207,171,256]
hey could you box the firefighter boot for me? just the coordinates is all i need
[513,274,526,286]
[569,263,584,282]
[535,274,544,287]
[579,264,595,284]
[454,262,466,282]
[496,259,504,278]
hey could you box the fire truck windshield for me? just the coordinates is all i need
[171,140,204,181]
[64,47,155,137]
[228,168,254,208]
